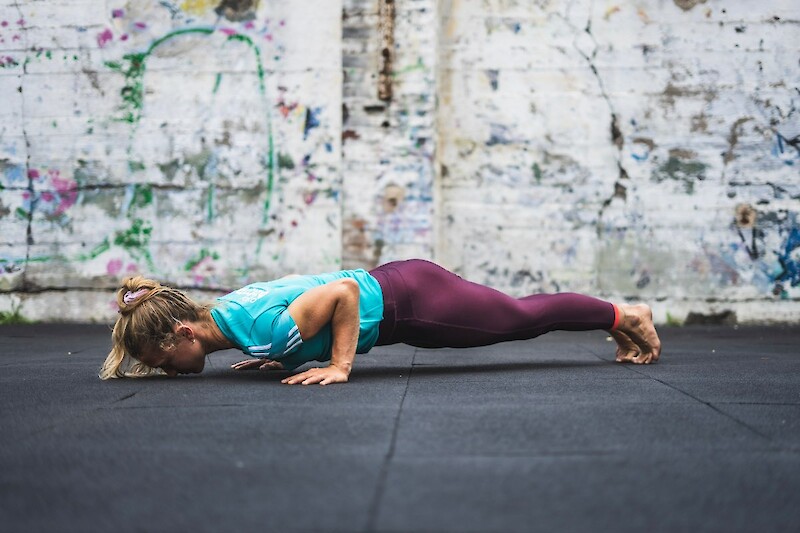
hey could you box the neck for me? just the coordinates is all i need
[195,314,235,353]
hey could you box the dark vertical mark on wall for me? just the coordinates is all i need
[734,203,762,260]
[378,0,395,102]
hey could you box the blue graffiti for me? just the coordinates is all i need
[773,227,800,287]
[303,107,322,139]
[772,132,799,166]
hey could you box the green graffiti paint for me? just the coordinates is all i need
[277,153,295,170]
[113,218,155,269]
[77,239,111,261]
[158,160,181,181]
[131,184,153,208]
[184,248,220,271]
[105,28,278,273]
[652,157,707,194]
[128,160,146,173]
[213,72,222,94]
[205,183,215,222]
[532,163,543,184]
[225,33,276,231]
[105,28,215,124]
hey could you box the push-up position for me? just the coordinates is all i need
[100,259,662,385]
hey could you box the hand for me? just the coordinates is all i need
[231,358,284,371]
[281,364,350,386]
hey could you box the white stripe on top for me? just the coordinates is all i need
[284,334,302,354]
[249,343,272,351]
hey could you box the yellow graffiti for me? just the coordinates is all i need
[180,0,217,15]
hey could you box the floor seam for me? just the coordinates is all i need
[625,367,772,441]
[582,344,774,441]
[364,348,416,532]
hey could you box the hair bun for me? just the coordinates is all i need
[117,276,161,314]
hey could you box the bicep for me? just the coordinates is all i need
[287,279,358,340]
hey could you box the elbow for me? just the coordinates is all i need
[337,278,360,300]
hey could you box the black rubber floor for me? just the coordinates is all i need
[1,324,798,532]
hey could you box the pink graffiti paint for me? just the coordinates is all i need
[220,28,238,36]
[97,28,113,48]
[50,171,78,215]
[107,259,123,276]
[112,9,124,18]
[126,263,138,273]
[1,21,7,27]
[120,34,128,41]
[16,19,24,26]
[244,21,255,30]
[133,22,147,30]
[41,191,54,202]
[191,256,217,285]
[28,169,40,179]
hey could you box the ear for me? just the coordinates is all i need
[175,323,195,343]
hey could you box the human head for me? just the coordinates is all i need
[99,276,211,379]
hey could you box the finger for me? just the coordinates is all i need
[282,372,312,384]
[302,375,325,385]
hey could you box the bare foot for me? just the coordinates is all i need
[608,329,640,362]
[613,303,662,364]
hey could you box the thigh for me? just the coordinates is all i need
[393,260,538,346]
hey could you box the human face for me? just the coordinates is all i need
[138,336,206,377]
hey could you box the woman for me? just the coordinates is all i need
[100,259,661,385]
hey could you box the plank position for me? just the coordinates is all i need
[100,259,662,385]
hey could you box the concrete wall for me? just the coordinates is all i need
[1,0,342,320]
[342,0,437,268]
[1,0,799,323]
[434,0,800,323]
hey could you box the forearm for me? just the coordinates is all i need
[283,278,361,385]
[329,282,360,375]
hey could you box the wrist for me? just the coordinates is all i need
[330,361,352,375]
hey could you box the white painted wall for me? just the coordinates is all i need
[1,0,342,320]
[1,0,798,323]
[434,0,800,323]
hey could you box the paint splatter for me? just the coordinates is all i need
[303,107,322,139]
[0,56,19,68]
[97,29,113,48]
[771,227,800,291]
[652,156,707,194]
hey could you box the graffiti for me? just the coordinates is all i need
[770,225,800,297]
[652,156,707,194]
[15,168,79,225]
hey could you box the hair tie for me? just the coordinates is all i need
[123,288,149,305]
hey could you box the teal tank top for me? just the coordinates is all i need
[210,269,384,371]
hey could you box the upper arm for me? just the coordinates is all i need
[287,278,359,340]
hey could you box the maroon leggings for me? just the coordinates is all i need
[369,259,619,348]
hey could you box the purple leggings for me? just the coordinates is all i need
[369,259,618,348]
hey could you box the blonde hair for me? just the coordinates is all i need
[99,276,212,379]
